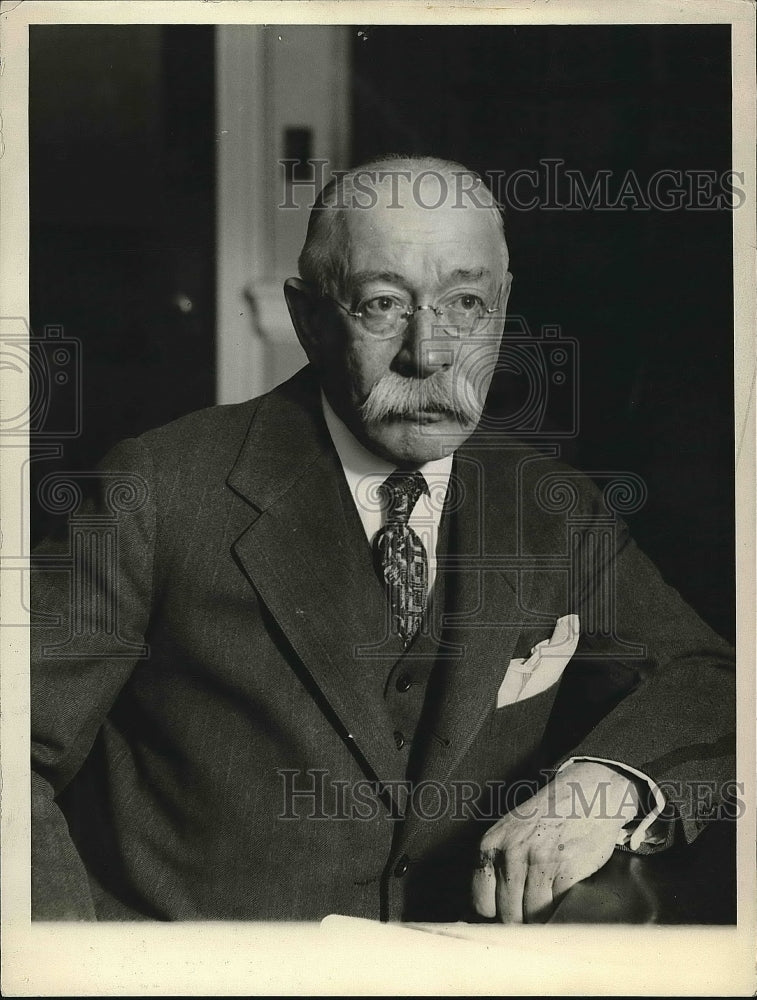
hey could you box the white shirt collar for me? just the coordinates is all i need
[320,390,453,558]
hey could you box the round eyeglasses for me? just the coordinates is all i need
[321,284,504,340]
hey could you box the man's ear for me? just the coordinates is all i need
[283,277,321,364]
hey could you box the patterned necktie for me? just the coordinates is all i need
[372,471,430,649]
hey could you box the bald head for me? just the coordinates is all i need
[298,156,509,297]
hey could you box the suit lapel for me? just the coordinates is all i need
[228,369,406,784]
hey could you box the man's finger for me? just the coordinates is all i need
[523,856,557,923]
[471,852,497,918]
[495,850,527,923]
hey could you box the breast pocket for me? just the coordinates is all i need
[496,614,580,707]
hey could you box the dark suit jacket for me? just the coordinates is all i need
[31,366,735,921]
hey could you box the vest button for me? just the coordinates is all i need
[396,673,412,693]
[394,855,410,877]
[393,730,406,750]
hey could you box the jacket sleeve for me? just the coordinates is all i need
[31,437,157,918]
[556,484,736,846]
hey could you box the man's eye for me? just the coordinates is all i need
[451,293,485,313]
[362,295,404,316]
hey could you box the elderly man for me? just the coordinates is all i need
[32,156,735,923]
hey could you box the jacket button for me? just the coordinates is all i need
[393,730,406,750]
[394,855,410,877]
[396,673,412,692]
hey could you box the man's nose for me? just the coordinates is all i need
[395,308,454,378]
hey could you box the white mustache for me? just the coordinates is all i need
[359,371,481,425]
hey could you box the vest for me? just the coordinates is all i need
[334,461,455,786]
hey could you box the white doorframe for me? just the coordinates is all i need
[215,25,351,404]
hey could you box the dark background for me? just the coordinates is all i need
[29,25,217,538]
[29,24,735,641]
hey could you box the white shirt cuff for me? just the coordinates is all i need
[557,755,668,851]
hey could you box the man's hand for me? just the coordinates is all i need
[471,761,641,923]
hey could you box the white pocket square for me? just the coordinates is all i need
[496,614,580,708]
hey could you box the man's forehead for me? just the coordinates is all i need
[350,265,493,283]
[344,195,501,255]
[346,190,495,231]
